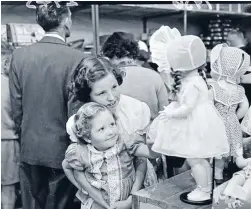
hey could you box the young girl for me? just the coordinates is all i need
[209,44,250,185]
[62,102,159,209]
[148,31,229,202]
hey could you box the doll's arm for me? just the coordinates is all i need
[236,156,251,169]
[161,85,200,118]
[237,96,249,120]
[241,72,251,84]
[74,171,110,209]
[134,144,161,159]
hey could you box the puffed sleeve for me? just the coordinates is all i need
[118,95,151,135]
[134,101,151,135]
[65,143,87,170]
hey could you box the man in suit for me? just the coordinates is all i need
[9,2,84,209]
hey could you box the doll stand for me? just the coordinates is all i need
[180,158,215,205]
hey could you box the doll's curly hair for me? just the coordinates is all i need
[69,55,125,103]
[101,32,139,60]
[73,102,117,144]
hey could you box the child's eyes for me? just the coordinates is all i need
[110,122,115,126]
[98,92,105,96]
[98,127,105,132]
[112,85,117,89]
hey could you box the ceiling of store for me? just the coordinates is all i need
[1,2,251,21]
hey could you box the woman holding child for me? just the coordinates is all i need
[63,56,159,209]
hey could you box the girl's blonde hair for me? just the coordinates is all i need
[73,102,116,143]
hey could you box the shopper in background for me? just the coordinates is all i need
[227,29,251,105]
[226,29,251,56]
[136,40,154,70]
[1,41,19,209]
[102,32,169,121]
[9,2,84,209]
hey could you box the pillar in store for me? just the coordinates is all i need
[92,5,100,56]
[183,9,187,35]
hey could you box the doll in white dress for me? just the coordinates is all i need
[148,29,229,202]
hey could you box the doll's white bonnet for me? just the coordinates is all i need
[210,44,250,84]
[166,35,207,72]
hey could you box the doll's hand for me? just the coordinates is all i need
[159,106,172,121]
[241,72,251,84]
[227,197,243,209]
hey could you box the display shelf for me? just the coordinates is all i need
[1,25,7,41]
[119,3,251,18]
[7,23,45,47]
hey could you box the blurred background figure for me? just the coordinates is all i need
[136,40,154,70]
[226,29,251,55]
[1,41,20,209]
[102,31,169,121]
[227,29,251,105]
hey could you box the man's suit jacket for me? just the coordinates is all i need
[9,36,84,168]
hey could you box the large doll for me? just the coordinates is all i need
[148,27,229,203]
[209,44,250,185]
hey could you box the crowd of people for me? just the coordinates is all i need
[1,2,251,209]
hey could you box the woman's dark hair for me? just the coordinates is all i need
[137,50,150,62]
[36,2,70,32]
[102,32,139,60]
[70,55,125,103]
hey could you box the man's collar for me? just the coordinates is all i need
[44,33,65,42]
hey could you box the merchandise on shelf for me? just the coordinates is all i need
[201,18,234,50]
[7,23,45,48]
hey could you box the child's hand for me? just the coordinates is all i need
[109,196,132,209]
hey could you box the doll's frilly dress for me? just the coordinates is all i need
[148,75,229,158]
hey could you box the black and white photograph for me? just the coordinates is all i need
[1,1,251,209]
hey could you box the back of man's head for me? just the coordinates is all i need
[226,29,247,47]
[36,2,70,33]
